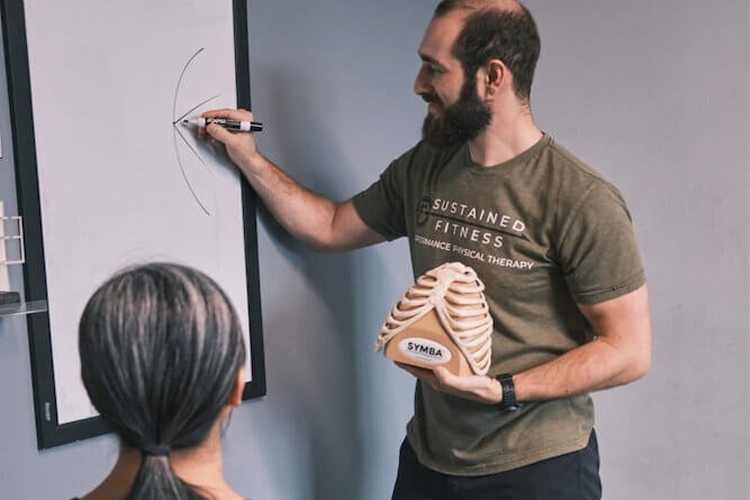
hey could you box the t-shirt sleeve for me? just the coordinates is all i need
[351,157,409,241]
[556,183,646,304]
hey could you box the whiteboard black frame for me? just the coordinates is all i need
[1,0,266,450]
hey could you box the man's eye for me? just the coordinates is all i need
[425,64,442,74]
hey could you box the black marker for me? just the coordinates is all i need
[183,117,263,132]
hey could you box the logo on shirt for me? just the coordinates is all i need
[417,196,432,226]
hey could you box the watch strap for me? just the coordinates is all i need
[497,373,521,411]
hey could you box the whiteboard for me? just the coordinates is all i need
[2,0,265,448]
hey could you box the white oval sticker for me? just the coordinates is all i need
[398,338,452,365]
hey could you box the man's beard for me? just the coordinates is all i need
[421,77,491,149]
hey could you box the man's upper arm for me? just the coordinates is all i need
[577,284,652,379]
[327,199,386,252]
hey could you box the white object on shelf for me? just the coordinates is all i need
[0,200,9,291]
[0,201,25,268]
[0,216,25,265]
[1,200,26,296]
[0,201,44,318]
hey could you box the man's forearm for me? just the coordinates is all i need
[240,153,339,251]
[199,109,345,251]
[513,335,650,403]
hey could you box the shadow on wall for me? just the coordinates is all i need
[252,65,392,500]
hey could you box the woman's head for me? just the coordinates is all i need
[79,263,246,499]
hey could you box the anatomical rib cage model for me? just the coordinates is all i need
[376,262,493,376]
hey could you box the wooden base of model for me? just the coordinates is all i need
[383,309,474,377]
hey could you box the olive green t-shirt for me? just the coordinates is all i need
[353,134,645,476]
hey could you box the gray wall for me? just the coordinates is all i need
[0,1,747,499]
[529,1,749,498]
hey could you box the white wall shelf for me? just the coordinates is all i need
[0,299,47,318]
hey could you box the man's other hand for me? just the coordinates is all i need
[397,363,503,404]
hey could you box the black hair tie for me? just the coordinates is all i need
[141,444,171,457]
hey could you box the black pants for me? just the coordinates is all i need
[391,430,602,500]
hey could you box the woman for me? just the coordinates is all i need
[73,263,248,500]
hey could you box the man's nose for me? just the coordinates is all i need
[414,66,431,96]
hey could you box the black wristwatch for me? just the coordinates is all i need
[497,373,522,412]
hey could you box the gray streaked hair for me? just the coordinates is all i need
[79,263,246,500]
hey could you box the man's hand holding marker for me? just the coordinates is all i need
[194,108,264,177]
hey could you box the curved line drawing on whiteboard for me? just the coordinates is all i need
[172,128,210,215]
[172,47,221,216]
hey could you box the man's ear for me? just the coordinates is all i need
[481,58,507,99]
[227,367,245,407]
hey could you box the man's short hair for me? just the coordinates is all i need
[435,0,541,102]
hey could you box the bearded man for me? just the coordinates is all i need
[201,1,651,498]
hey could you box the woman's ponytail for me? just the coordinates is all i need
[127,453,206,500]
